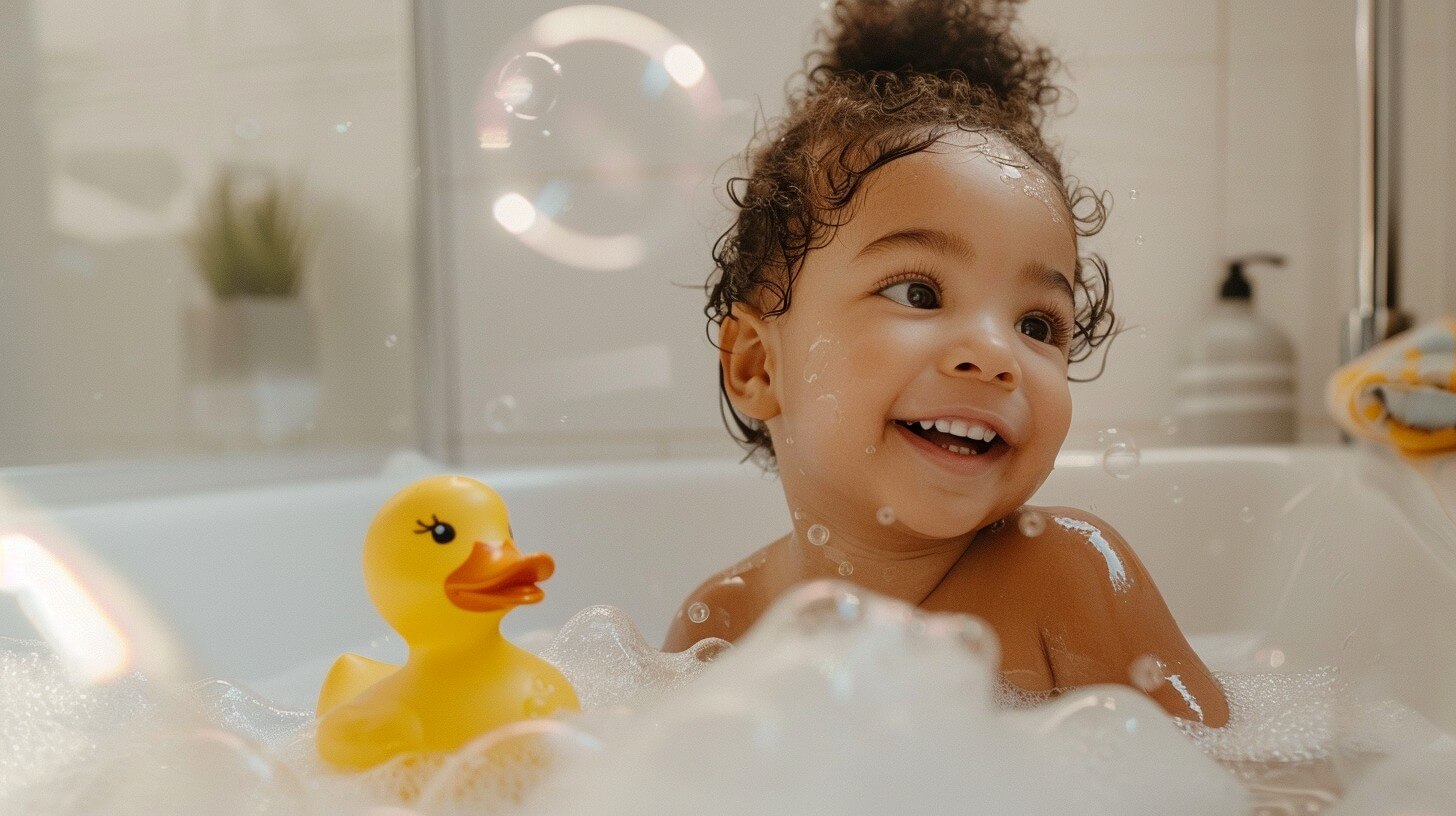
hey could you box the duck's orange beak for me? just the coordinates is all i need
[443,541,554,612]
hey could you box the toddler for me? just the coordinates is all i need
[665,0,1228,727]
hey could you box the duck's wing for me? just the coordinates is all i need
[316,653,399,716]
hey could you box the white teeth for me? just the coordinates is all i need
[903,417,1004,446]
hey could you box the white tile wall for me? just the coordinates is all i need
[0,0,419,466]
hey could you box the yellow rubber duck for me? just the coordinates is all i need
[315,475,579,771]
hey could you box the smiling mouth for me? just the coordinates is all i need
[893,419,1007,456]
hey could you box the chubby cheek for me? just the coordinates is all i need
[777,331,899,460]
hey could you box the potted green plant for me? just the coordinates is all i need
[183,165,320,446]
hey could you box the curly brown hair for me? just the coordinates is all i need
[704,0,1118,470]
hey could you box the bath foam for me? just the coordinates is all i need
[528,580,1250,816]
[4,585,1453,815]
[538,605,730,710]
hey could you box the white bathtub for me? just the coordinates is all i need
[3,445,1454,732]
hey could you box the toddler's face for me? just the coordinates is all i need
[746,132,1077,543]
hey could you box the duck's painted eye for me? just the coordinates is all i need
[414,515,456,544]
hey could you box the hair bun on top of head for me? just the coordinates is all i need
[812,0,1058,113]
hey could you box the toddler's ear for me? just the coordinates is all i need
[719,306,780,421]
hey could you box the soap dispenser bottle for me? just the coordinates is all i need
[1172,254,1297,445]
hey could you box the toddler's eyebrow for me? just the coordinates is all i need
[856,228,1074,304]
[856,228,975,263]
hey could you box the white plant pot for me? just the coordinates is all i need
[184,297,319,447]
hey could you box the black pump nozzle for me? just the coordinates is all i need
[1221,253,1286,300]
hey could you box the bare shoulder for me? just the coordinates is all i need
[1027,505,1231,727]
[661,543,776,652]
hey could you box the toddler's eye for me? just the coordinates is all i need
[880,280,941,309]
[1019,315,1056,344]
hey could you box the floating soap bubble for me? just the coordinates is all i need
[1017,511,1046,537]
[1138,326,1148,339]
[806,524,830,547]
[1158,414,1178,436]
[475,8,726,273]
[335,121,352,134]
[494,52,563,121]
[876,506,896,525]
[1168,484,1184,504]
[687,602,709,624]
[482,395,519,433]
[838,561,854,577]
[1098,429,1140,479]
[1240,506,1255,523]
[1129,654,1167,692]
[384,334,397,348]
[1135,234,1146,246]
[1129,188,1139,200]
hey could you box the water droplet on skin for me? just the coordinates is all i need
[838,561,854,576]
[807,524,830,547]
[1168,484,1184,504]
[688,602,709,624]
[1000,166,1022,181]
[1128,188,1139,200]
[1135,234,1145,246]
[876,506,895,525]
[793,509,804,521]
[1017,511,1046,536]
[384,334,397,348]
[864,445,876,454]
[1158,415,1178,436]
[785,436,794,445]
[1129,654,1166,691]
[1240,506,1255,523]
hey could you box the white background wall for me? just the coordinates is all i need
[1,0,1452,469]
[420,0,1456,467]
[0,0,418,466]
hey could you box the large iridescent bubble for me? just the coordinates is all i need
[475,5,727,272]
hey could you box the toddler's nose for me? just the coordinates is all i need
[941,330,1020,388]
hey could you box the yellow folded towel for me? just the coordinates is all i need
[1326,317,1456,457]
